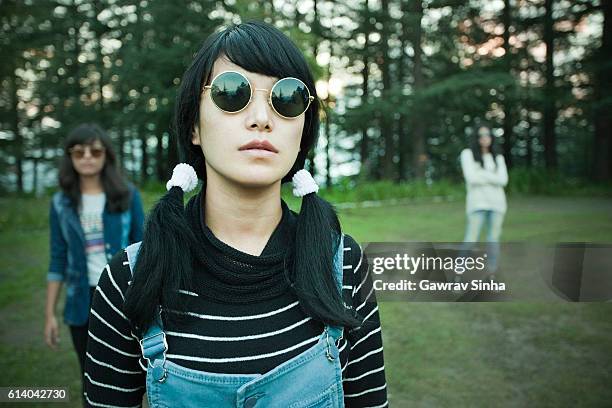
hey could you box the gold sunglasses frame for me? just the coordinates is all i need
[68,145,106,159]
[202,70,315,119]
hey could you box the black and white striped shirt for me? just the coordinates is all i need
[84,201,388,408]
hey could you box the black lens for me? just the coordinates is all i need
[210,72,251,112]
[271,78,310,118]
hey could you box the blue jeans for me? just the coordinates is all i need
[462,210,505,273]
[69,286,96,408]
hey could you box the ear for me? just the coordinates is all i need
[191,125,201,146]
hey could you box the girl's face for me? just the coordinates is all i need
[191,57,304,189]
[69,139,106,177]
[478,127,492,149]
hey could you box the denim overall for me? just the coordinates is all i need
[125,234,346,408]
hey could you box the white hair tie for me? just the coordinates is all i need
[166,163,198,193]
[292,169,319,197]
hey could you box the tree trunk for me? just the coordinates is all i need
[525,115,533,168]
[167,128,179,174]
[380,0,395,180]
[411,0,426,180]
[543,0,557,169]
[325,107,332,188]
[593,0,611,181]
[93,1,107,113]
[118,129,126,166]
[374,128,384,181]
[397,1,408,182]
[33,156,39,195]
[359,0,371,180]
[155,130,165,182]
[130,136,137,181]
[308,0,321,179]
[360,63,370,180]
[140,125,149,183]
[9,71,24,193]
[502,0,513,169]
[324,4,333,189]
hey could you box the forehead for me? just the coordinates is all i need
[210,56,278,85]
[73,138,104,147]
[478,127,491,136]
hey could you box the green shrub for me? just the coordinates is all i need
[507,167,612,196]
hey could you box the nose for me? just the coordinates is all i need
[245,90,273,132]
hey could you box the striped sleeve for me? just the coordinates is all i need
[342,235,389,408]
[84,250,146,408]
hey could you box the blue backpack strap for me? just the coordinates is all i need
[332,233,345,293]
[124,241,142,275]
[124,242,167,378]
[326,233,345,349]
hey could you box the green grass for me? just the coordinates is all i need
[1,194,611,407]
[337,195,612,242]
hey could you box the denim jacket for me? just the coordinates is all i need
[47,184,144,326]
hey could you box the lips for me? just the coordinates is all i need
[238,139,279,153]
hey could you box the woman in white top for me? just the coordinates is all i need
[460,125,508,279]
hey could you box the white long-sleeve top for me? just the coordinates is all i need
[460,148,508,214]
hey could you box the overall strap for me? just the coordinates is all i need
[139,309,167,375]
[326,233,345,344]
[124,241,141,273]
[124,242,167,377]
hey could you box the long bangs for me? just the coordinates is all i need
[219,23,314,88]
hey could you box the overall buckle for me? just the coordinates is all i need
[139,332,169,382]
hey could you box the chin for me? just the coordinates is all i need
[77,169,102,177]
[231,170,284,188]
[237,177,280,189]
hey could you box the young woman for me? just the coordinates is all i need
[460,124,508,280]
[44,123,145,407]
[84,21,388,408]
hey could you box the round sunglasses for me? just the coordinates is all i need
[69,144,106,159]
[202,70,315,119]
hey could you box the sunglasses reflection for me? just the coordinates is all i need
[205,71,313,118]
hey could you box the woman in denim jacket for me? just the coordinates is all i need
[44,123,144,407]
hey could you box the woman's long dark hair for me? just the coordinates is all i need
[59,123,130,212]
[470,124,500,169]
[124,21,361,337]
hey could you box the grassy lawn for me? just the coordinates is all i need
[1,193,611,407]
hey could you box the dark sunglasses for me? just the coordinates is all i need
[69,145,106,159]
[202,70,315,119]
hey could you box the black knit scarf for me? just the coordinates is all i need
[183,188,295,303]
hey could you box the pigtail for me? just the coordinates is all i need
[124,166,198,337]
[289,172,362,328]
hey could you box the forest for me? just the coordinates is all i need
[1,0,609,194]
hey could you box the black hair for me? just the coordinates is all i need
[470,123,500,169]
[124,21,361,337]
[59,123,130,212]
